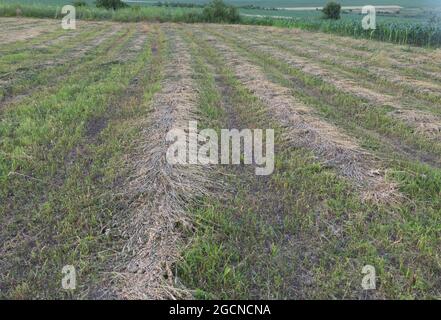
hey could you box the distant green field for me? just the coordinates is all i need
[240,8,435,24]
[1,0,440,46]
[2,0,438,24]
[228,0,440,8]
[1,0,441,9]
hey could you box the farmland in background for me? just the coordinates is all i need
[2,0,440,22]
[2,0,441,47]
[5,0,436,8]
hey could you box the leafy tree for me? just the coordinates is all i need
[202,0,240,23]
[322,2,341,20]
[96,0,127,10]
[73,0,87,6]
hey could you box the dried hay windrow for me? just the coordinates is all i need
[0,25,132,110]
[234,25,441,84]
[393,109,441,138]
[215,27,402,103]
[116,26,150,62]
[194,28,400,204]
[0,19,58,44]
[114,29,211,300]
[38,21,113,48]
[213,27,441,141]
[255,24,441,73]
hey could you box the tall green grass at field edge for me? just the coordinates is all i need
[1,2,440,47]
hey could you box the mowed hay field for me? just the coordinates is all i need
[1,17,441,300]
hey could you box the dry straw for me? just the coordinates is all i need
[114,29,213,299]
[197,29,400,204]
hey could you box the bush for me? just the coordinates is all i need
[202,0,240,23]
[322,2,341,20]
[73,0,87,7]
[96,0,127,10]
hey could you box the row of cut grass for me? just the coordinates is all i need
[177,26,441,299]
[0,26,164,299]
[0,24,114,101]
[0,20,72,55]
[0,26,132,112]
[239,27,441,87]
[0,23,111,73]
[203,27,441,167]
[212,26,441,114]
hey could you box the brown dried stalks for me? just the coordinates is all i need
[194,28,400,204]
[208,26,441,142]
[0,19,57,44]
[113,29,212,299]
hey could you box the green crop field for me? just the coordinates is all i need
[1,0,441,302]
